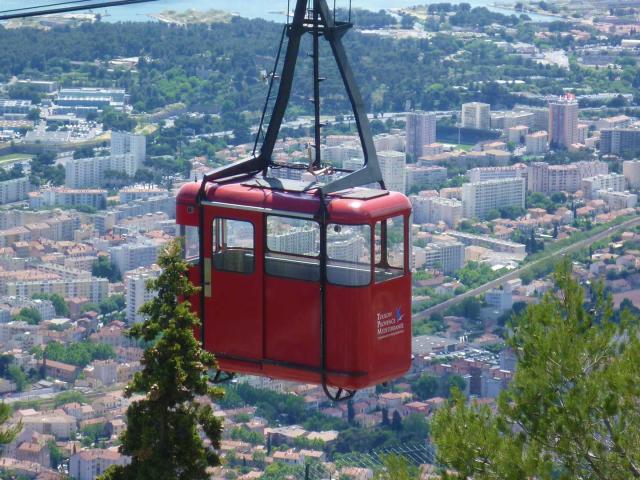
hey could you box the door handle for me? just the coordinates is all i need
[204,258,212,298]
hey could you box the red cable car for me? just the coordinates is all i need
[177,0,412,401]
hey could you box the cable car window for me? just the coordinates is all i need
[327,224,371,287]
[183,226,200,261]
[375,216,405,283]
[212,218,255,274]
[266,216,320,281]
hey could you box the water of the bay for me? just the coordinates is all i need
[2,0,557,23]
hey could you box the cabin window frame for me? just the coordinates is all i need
[264,214,321,282]
[374,215,407,284]
[326,222,373,288]
[211,217,256,275]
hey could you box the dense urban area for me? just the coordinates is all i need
[0,0,640,478]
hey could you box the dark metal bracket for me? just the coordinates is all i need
[196,0,384,199]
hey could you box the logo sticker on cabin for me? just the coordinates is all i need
[376,307,405,340]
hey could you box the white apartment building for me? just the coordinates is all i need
[525,131,549,155]
[111,131,146,169]
[528,161,608,194]
[623,160,640,189]
[467,164,528,184]
[462,102,491,130]
[462,178,526,220]
[0,177,29,204]
[125,267,160,324]
[374,133,405,153]
[507,125,528,144]
[423,242,465,275]
[70,448,129,480]
[549,96,579,148]
[411,195,462,227]
[597,190,638,210]
[119,185,166,204]
[65,154,139,188]
[6,277,108,304]
[378,150,406,193]
[406,165,447,191]
[581,173,626,199]
[405,112,436,160]
[41,188,107,210]
[110,242,161,275]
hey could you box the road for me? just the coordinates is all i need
[414,215,640,321]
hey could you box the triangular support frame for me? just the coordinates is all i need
[197,0,384,199]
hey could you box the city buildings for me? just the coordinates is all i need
[462,102,491,130]
[39,188,107,210]
[462,178,526,220]
[623,160,640,189]
[65,154,141,189]
[527,161,608,194]
[111,131,146,169]
[600,128,640,156]
[581,173,626,199]
[525,131,549,155]
[548,95,579,148]
[411,195,462,227]
[0,177,30,205]
[467,164,528,184]
[378,150,406,193]
[423,242,465,274]
[109,242,162,275]
[597,190,638,210]
[70,448,129,480]
[406,165,447,191]
[405,111,436,160]
[56,88,126,110]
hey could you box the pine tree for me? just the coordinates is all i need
[347,400,355,425]
[431,261,640,479]
[0,403,21,446]
[99,241,222,480]
[391,411,403,432]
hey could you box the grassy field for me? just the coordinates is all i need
[0,153,33,164]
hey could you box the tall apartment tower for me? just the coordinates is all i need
[462,102,491,130]
[548,95,579,149]
[111,131,147,169]
[405,112,436,160]
[378,150,407,193]
[462,178,526,220]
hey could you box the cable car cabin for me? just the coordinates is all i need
[177,178,412,393]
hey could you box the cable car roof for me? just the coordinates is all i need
[177,180,411,223]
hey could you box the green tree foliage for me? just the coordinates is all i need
[0,403,21,446]
[374,454,419,480]
[30,151,64,187]
[32,293,70,317]
[73,145,95,159]
[98,241,222,480]
[98,295,126,315]
[48,439,65,469]
[444,375,467,398]
[42,342,115,367]
[13,307,42,325]
[411,374,439,400]
[53,390,88,408]
[432,262,640,479]
[455,261,503,289]
[7,365,28,392]
[101,108,136,132]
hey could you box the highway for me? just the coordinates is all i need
[414,215,640,321]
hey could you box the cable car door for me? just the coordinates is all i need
[203,207,264,374]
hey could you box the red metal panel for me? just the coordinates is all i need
[369,276,412,384]
[325,285,372,389]
[204,207,264,370]
[264,276,321,369]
